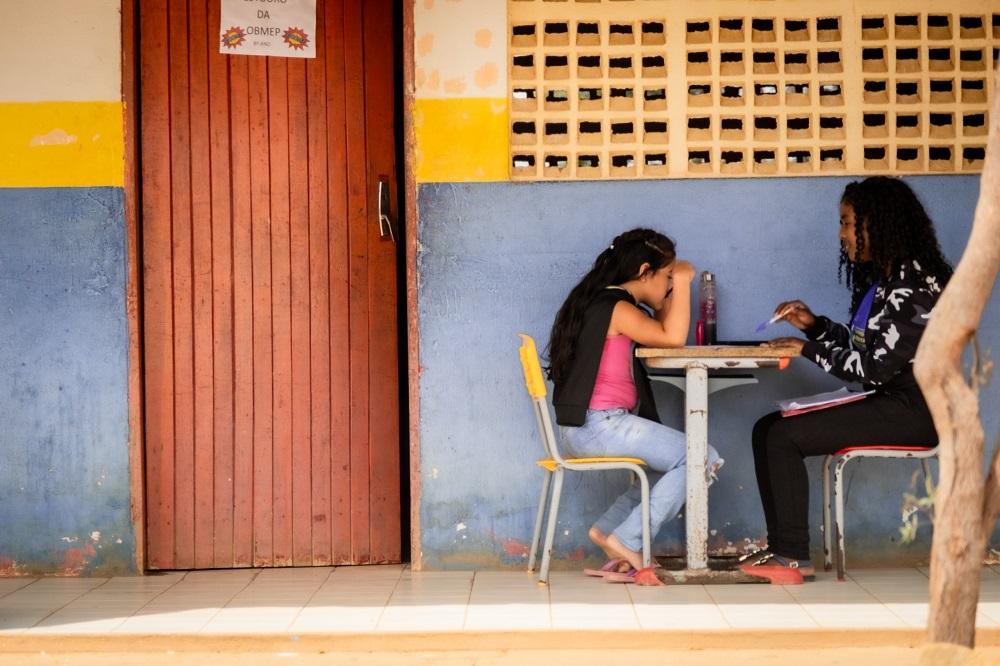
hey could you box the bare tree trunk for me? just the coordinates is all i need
[914,66,1000,648]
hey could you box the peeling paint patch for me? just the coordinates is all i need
[30,128,78,147]
[455,522,466,532]
[0,557,25,576]
[500,537,529,558]
[564,546,585,561]
[58,542,96,576]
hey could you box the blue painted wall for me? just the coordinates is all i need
[0,187,135,575]
[416,176,1000,570]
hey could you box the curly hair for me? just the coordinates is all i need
[546,228,675,384]
[838,176,953,313]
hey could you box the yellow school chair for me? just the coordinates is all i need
[822,445,938,581]
[518,334,651,584]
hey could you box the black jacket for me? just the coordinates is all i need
[552,288,661,426]
[801,260,944,394]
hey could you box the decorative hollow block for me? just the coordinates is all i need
[928,145,954,171]
[929,112,956,138]
[576,21,601,47]
[753,148,778,174]
[895,145,924,170]
[642,87,667,111]
[687,19,712,44]
[511,23,537,47]
[719,116,745,140]
[610,152,638,177]
[862,111,889,138]
[895,112,922,138]
[863,145,889,170]
[609,87,635,111]
[819,147,846,170]
[544,21,570,47]
[751,17,777,42]
[718,18,745,42]
[720,149,747,174]
[609,22,635,46]
[961,145,986,170]
[720,51,745,76]
[962,112,987,136]
[641,20,667,46]
[817,50,842,73]
[687,116,712,141]
[927,14,953,40]
[784,18,810,41]
[643,152,669,177]
[511,87,538,112]
[894,14,921,40]
[819,114,846,139]
[959,15,986,38]
[786,114,812,139]
[687,148,713,173]
[816,16,842,41]
[861,16,888,40]
[786,148,814,173]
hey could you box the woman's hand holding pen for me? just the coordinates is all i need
[772,300,816,331]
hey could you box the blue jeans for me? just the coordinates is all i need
[561,408,722,553]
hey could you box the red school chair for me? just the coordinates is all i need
[821,445,938,581]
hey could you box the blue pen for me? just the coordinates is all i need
[755,306,792,332]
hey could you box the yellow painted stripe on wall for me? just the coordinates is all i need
[414,98,508,183]
[0,102,124,188]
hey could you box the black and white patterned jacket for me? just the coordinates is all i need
[800,260,944,392]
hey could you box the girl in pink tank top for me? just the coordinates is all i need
[547,229,723,578]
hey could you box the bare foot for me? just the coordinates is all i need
[605,534,644,572]
[588,527,616,560]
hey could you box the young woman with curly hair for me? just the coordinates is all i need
[742,176,953,583]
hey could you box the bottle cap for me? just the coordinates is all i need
[702,271,714,281]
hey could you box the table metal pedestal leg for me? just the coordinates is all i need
[684,363,709,571]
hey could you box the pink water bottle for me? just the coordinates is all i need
[698,271,717,345]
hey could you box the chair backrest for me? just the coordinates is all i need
[518,334,564,463]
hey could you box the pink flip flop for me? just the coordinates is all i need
[583,558,630,577]
[604,566,665,586]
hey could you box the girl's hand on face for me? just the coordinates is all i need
[670,259,696,283]
[773,300,816,331]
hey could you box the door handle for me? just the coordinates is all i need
[378,178,395,242]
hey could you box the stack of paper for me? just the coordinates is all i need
[778,387,875,417]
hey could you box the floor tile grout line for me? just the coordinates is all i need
[112,571,214,630]
[461,571,477,630]
[282,566,337,630]
[847,568,928,628]
[0,577,38,600]
[29,577,114,630]
[372,565,406,630]
[193,568,263,633]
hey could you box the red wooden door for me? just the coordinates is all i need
[139,0,400,568]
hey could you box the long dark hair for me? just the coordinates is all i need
[839,176,953,313]
[546,228,676,383]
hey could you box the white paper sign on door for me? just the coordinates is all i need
[220,0,317,58]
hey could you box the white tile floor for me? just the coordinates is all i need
[1,564,999,635]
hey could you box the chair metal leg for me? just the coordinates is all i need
[822,455,834,572]
[833,457,848,581]
[538,468,564,585]
[638,470,651,568]
[528,470,552,573]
